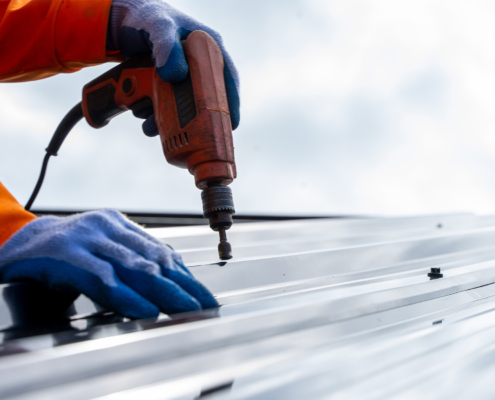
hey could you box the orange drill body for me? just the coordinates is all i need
[82,31,236,190]
[82,31,237,259]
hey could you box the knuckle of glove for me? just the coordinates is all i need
[82,209,122,225]
[142,115,159,136]
[79,211,114,231]
[127,257,161,276]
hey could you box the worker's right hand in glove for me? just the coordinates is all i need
[0,210,218,319]
[107,0,240,136]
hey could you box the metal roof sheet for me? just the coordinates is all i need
[2,213,495,399]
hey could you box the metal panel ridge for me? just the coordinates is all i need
[2,213,495,399]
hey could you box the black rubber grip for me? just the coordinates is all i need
[173,72,197,128]
[85,84,121,127]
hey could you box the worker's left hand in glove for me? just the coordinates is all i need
[107,0,240,136]
[0,210,218,319]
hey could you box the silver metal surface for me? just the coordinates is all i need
[2,213,495,399]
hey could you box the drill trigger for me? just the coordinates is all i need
[130,97,154,119]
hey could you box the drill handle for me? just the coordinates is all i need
[82,54,155,128]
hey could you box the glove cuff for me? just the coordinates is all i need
[107,0,148,51]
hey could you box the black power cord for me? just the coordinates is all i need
[25,103,84,211]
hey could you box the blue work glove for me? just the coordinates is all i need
[107,0,240,136]
[0,210,218,319]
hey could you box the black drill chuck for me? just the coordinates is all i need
[201,185,235,260]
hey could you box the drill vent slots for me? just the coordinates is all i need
[166,132,189,152]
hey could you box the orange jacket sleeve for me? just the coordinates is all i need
[0,183,36,246]
[0,0,122,246]
[0,0,121,82]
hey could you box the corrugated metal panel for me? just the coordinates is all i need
[2,213,495,399]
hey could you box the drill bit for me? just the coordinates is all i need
[218,227,233,260]
[201,184,235,260]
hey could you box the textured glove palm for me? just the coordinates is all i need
[107,0,240,136]
[0,210,218,319]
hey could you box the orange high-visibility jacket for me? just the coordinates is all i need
[0,0,121,246]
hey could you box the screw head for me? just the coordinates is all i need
[428,267,443,279]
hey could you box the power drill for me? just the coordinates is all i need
[81,31,237,260]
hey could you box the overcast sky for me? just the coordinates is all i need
[2,0,495,216]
